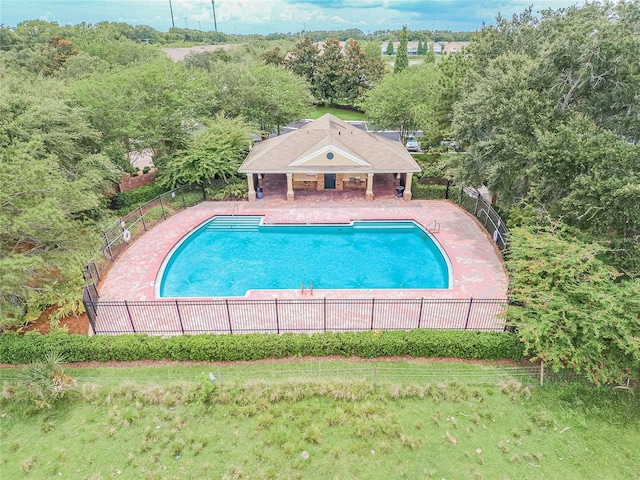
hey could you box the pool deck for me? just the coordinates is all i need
[99,195,508,301]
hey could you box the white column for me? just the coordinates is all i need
[404,173,413,201]
[247,173,256,201]
[366,173,374,200]
[286,173,294,201]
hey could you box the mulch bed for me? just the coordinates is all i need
[23,305,89,335]
[119,170,156,192]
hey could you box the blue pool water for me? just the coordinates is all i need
[158,216,451,297]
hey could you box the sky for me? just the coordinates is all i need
[1,0,583,35]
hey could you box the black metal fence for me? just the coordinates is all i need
[85,184,207,287]
[458,187,509,252]
[85,297,508,335]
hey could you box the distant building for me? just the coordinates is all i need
[314,40,347,54]
[380,41,467,56]
[442,42,469,55]
[380,41,419,55]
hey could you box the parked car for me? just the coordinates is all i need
[405,136,420,152]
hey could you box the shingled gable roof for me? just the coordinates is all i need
[238,114,421,174]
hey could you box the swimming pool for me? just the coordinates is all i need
[157,216,451,297]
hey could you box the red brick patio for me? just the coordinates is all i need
[98,192,508,302]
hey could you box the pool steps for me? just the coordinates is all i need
[205,216,262,232]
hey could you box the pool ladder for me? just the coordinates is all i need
[300,280,314,296]
[427,220,440,233]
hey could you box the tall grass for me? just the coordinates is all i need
[0,361,638,479]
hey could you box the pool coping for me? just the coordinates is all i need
[153,217,455,299]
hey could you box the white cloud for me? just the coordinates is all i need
[330,15,348,23]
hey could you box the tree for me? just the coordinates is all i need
[507,225,640,385]
[530,115,640,235]
[394,26,409,73]
[414,53,468,147]
[261,46,285,66]
[313,38,344,104]
[284,36,382,105]
[385,38,394,56]
[208,62,312,138]
[161,115,253,188]
[71,58,217,156]
[285,36,320,86]
[452,1,640,228]
[361,41,382,59]
[0,75,117,326]
[423,43,436,64]
[185,49,232,71]
[361,63,441,145]
[339,39,384,104]
[452,53,556,204]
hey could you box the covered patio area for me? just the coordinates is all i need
[258,172,401,201]
[239,114,421,202]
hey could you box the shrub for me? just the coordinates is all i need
[142,166,151,174]
[411,183,448,200]
[0,331,524,364]
[207,180,248,201]
[11,351,77,409]
[110,182,167,211]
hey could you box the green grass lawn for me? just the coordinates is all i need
[308,106,368,121]
[1,361,638,479]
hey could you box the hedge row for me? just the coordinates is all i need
[110,182,167,211]
[411,183,449,200]
[0,330,524,364]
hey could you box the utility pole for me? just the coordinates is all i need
[169,0,175,28]
[211,0,218,32]
[185,17,188,29]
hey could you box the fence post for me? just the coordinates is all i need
[201,182,207,201]
[370,298,375,331]
[417,297,424,329]
[323,297,327,332]
[181,186,186,209]
[139,206,147,231]
[445,180,450,200]
[92,260,101,282]
[474,192,480,216]
[82,292,97,334]
[124,300,136,333]
[459,186,463,206]
[159,194,167,220]
[175,300,185,334]
[464,297,474,330]
[275,299,280,334]
[225,299,233,334]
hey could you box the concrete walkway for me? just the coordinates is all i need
[99,196,508,302]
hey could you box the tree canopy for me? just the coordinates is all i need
[0,74,118,326]
[507,225,640,385]
[285,36,384,105]
[160,116,253,188]
[452,0,640,235]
